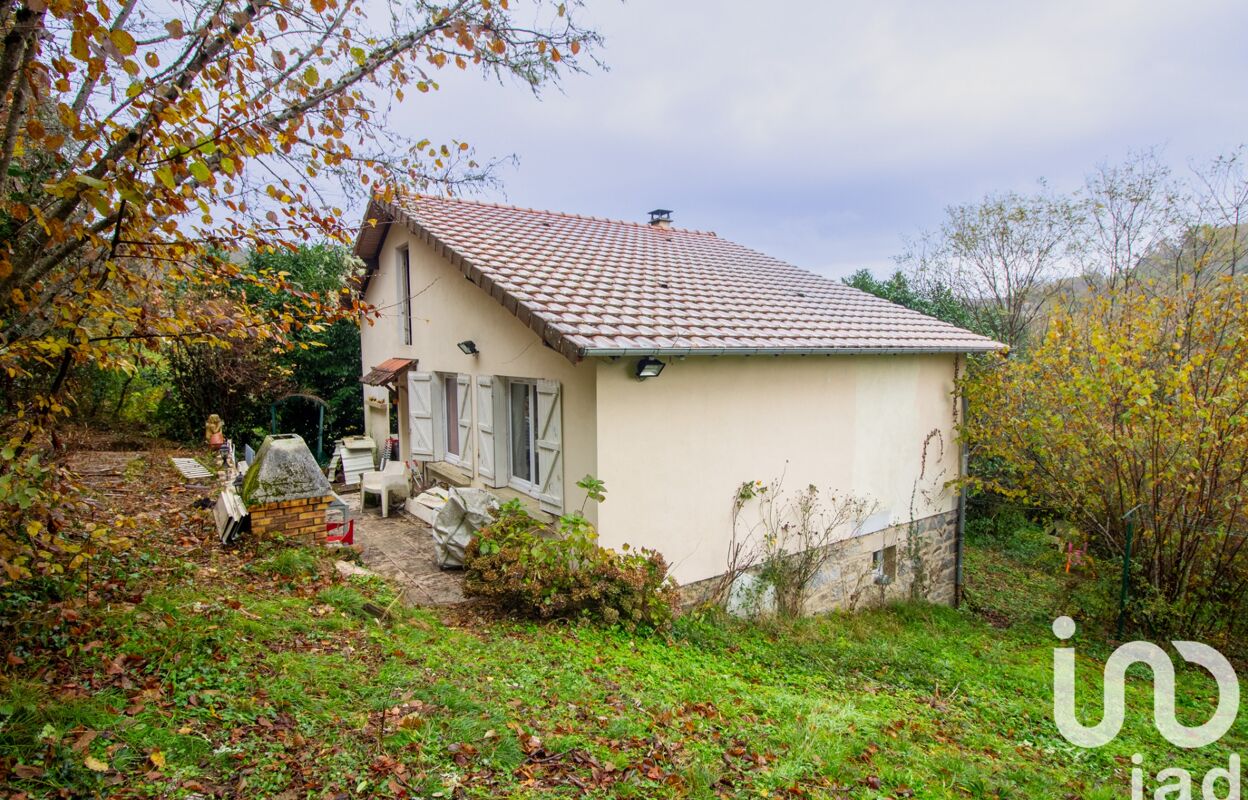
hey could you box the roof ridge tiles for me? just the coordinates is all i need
[399,191,719,237]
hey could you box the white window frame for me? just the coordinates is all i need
[438,372,464,466]
[397,246,412,346]
[505,378,541,496]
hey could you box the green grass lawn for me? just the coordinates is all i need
[1,467,1244,798]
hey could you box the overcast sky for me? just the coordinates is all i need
[396,0,1248,278]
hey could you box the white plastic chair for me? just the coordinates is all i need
[360,461,409,518]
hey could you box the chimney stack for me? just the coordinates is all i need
[647,209,673,229]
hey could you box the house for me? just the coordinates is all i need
[353,195,1003,611]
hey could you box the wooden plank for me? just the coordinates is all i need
[171,457,213,480]
[342,452,375,485]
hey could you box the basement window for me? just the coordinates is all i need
[873,546,897,586]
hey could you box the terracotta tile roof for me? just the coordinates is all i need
[355,194,1004,362]
[361,357,415,385]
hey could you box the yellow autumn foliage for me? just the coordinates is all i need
[0,0,601,586]
[962,276,1248,640]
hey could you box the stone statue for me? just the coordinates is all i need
[205,414,225,448]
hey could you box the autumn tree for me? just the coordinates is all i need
[0,0,600,582]
[162,335,294,443]
[903,153,1248,353]
[1077,149,1182,295]
[952,150,1248,641]
[962,277,1248,643]
[898,187,1083,349]
[156,244,366,446]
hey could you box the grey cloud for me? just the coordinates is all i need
[388,0,1248,276]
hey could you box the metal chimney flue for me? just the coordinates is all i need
[648,209,673,229]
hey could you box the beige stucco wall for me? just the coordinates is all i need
[359,224,966,590]
[360,227,598,518]
[593,354,962,585]
[361,383,391,445]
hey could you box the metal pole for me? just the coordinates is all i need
[954,393,969,609]
[270,403,277,434]
[317,404,325,462]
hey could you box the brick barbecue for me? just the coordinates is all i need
[241,434,333,545]
[250,496,333,543]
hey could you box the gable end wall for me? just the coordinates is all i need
[360,224,598,519]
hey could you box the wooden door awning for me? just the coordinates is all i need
[361,357,415,386]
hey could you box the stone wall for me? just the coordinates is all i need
[680,510,959,615]
[250,495,332,546]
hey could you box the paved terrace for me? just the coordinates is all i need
[347,492,466,606]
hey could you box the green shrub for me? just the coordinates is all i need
[963,496,1053,559]
[463,500,679,631]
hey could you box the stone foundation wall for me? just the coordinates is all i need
[250,495,332,545]
[680,510,959,615]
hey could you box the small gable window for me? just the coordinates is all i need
[397,247,412,346]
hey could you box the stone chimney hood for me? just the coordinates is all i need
[241,434,332,506]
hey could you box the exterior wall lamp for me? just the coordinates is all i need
[635,356,665,379]
[457,340,479,355]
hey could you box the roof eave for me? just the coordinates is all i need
[351,199,394,297]
[373,196,585,364]
[579,345,1006,358]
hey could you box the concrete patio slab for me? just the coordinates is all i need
[347,492,466,606]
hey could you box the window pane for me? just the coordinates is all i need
[399,249,412,346]
[510,383,532,482]
[530,384,540,481]
[445,376,459,457]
